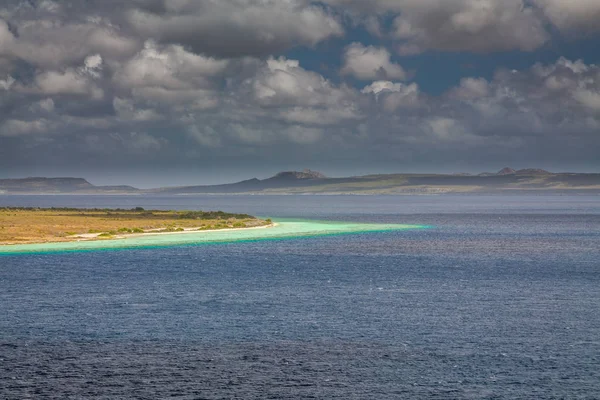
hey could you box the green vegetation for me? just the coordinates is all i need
[0,208,270,245]
[177,210,254,220]
[117,227,145,233]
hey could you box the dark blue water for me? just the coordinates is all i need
[1,195,599,399]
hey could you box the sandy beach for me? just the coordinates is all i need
[0,220,426,255]
[73,223,278,241]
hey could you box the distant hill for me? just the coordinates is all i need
[0,177,139,194]
[153,168,600,195]
[154,170,329,195]
[497,167,516,175]
[0,177,94,193]
[270,169,327,180]
[2,169,600,195]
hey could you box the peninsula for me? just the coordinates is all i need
[0,219,426,255]
[0,207,271,245]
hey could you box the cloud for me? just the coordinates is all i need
[443,58,600,141]
[392,0,548,54]
[39,98,55,112]
[423,117,472,142]
[326,0,600,54]
[341,43,407,80]
[1,118,54,136]
[186,125,222,148]
[113,97,162,121]
[534,0,600,33]
[0,17,139,68]
[0,74,14,90]
[1,0,600,174]
[279,107,360,125]
[112,41,227,112]
[362,81,422,111]
[12,56,105,99]
[239,56,361,125]
[126,0,343,57]
[112,131,165,152]
[225,122,324,145]
[324,0,549,54]
[283,125,323,144]
[573,89,600,112]
[0,19,14,53]
[449,77,490,100]
[114,41,228,91]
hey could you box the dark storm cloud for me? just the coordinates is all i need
[1,0,600,180]
[126,0,344,57]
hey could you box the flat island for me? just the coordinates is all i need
[0,207,272,245]
[0,210,427,255]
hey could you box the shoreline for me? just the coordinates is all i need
[0,220,429,255]
[0,223,277,247]
[123,222,277,239]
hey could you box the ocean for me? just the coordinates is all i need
[1,194,599,399]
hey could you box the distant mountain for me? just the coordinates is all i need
[0,177,94,193]
[0,177,139,194]
[2,169,599,195]
[269,169,327,180]
[146,168,600,195]
[497,167,516,175]
[481,167,550,177]
[155,170,328,195]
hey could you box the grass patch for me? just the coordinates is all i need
[0,208,270,244]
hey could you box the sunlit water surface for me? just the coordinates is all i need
[1,195,599,399]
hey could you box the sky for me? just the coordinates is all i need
[1,0,600,187]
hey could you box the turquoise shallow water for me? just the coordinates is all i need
[0,219,426,255]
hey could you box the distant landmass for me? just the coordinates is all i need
[0,177,139,194]
[2,168,600,195]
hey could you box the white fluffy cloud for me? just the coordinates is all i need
[114,41,228,91]
[241,56,360,125]
[362,81,422,111]
[341,43,407,80]
[450,77,490,100]
[112,41,228,111]
[443,58,600,141]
